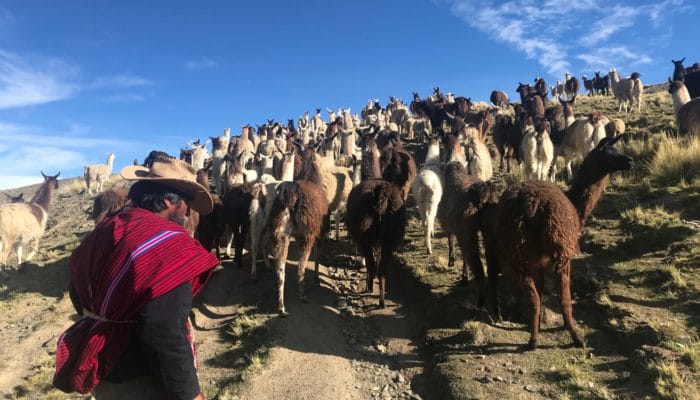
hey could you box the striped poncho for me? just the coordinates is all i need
[53,207,219,393]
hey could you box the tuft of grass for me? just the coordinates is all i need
[652,361,697,400]
[680,343,700,371]
[459,321,485,345]
[647,136,700,186]
[620,205,682,231]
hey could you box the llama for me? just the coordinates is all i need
[346,136,407,308]
[0,172,60,270]
[668,80,700,138]
[490,90,509,108]
[484,135,633,348]
[4,193,24,203]
[266,149,329,316]
[210,128,230,195]
[492,113,522,173]
[605,118,626,139]
[410,138,443,255]
[554,111,608,180]
[195,168,226,259]
[380,146,417,201]
[465,134,493,181]
[91,187,129,225]
[249,151,296,279]
[84,153,115,195]
[520,121,538,180]
[437,136,499,303]
[609,69,643,113]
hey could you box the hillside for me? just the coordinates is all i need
[0,86,698,400]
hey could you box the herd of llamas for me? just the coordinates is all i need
[1,59,699,349]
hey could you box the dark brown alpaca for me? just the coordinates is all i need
[91,187,129,225]
[486,135,633,349]
[266,149,329,316]
[346,136,407,308]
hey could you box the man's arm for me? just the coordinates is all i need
[137,281,201,400]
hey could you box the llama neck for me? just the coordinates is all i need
[106,155,115,173]
[31,181,56,213]
[566,172,610,228]
[361,150,381,180]
[280,156,295,182]
[425,143,440,166]
[671,86,690,117]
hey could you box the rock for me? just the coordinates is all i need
[524,385,537,392]
[518,368,526,375]
[371,386,380,392]
[393,372,405,383]
[475,354,486,360]
[376,344,387,353]
[477,376,494,384]
[494,376,506,382]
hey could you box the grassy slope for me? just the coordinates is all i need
[396,88,699,400]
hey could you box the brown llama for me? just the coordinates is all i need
[346,136,407,308]
[437,137,499,301]
[4,193,25,203]
[91,187,129,225]
[265,149,329,316]
[0,171,60,270]
[485,135,633,349]
[379,145,417,201]
[195,168,226,259]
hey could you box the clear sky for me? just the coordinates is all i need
[0,0,696,189]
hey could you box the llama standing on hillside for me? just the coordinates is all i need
[668,80,700,138]
[411,138,443,255]
[0,172,60,271]
[483,136,633,348]
[84,153,115,195]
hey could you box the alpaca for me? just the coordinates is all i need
[84,153,115,195]
[346,136,407,308]
[91,187,129,225]
[520,122,538,180]
[410,138,443,255]
[266,149,329,315]
[668,80,700,138]
[535,120,554,181]
[485,135,633,348]
[0,172,60,270]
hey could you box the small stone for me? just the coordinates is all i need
[475,354,486,360]
[587,352,594,359]
[393,373,405,383]
[518,368,526,375]
[376,344,387,353]
[371,386,380,391]
[494,376,506,382]
[477,376,494,384]
[524,385,536,392]
[382,384,390,393]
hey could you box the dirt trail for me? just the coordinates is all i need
[193,249,431,400]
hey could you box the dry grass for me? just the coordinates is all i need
[647,136,700,186]
[652,361,698,400]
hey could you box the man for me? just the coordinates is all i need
[53,156,219,399]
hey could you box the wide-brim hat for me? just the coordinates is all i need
[120,158,213,214]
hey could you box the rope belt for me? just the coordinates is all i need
[82,309,137,324]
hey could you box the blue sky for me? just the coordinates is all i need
[0,0,696,189]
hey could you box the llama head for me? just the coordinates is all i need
[667,79,687,95]
[583,136,634,176]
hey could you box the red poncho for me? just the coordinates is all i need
[53,208,219,393]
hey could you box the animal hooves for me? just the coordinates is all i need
[525,340,537,351]
[573,335,587,348]
[278,310,288,317]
